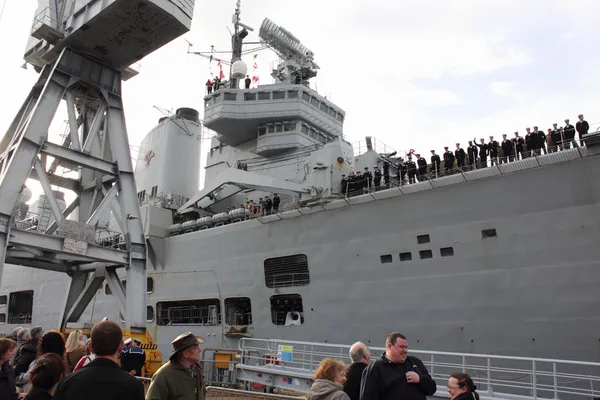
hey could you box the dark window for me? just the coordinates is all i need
[482,229,497,239]
[301,125,309,134]
[270,294,304,326]
[105,284,111,295]
[440,247,454,257]
[419,250,433,259]
[336,113,344,123]
[275,124,283,133]
[320,103,328,113]
[328,108,336,118]
[301,92,310,102]
[417,234,430,244]
[287,90,299,99]
[258,92,270,100]
[224,92,237,101]
[273,91,285,100]
[244,92,256,101]
[225,297,252,325]
[258,126,267,136]
[267,125,275,134]
[157,298,221,326]
[0,295,6,305]
[151,185,158,197]
[311,97,320,108]
[147,277,154,293]
[284,122,296,132]
[8,290,33,324]
[380,254,393,264]
[399,252,412,262]
[264,254,310,288]
[147,306,154,322]
[0,314,5,323]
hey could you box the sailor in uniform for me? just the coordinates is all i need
[120,338,146,377]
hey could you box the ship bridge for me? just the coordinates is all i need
[203,84,345,153]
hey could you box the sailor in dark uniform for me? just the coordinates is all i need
[341,174,348,194]
[551,123,563,151]
[373,166,382,189]
[487,136,499,166]
[534,126,546,154]
[501,134,513,163]
[405,156,417,184]
[514,132,525,159]
[563,119,576,149]
[524,127,534,157]
[576,114,589,146]
[416,154,428,181]
[120,338,146,377]
[430,150,441,178]
[474,138,488,167]
[467,141,478,169]
[363,167,373,191]
[454,143,466,168]
[382,162,390,187]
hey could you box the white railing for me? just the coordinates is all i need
[352,137,398,157]
[237,338,600,400]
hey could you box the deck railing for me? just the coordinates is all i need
[237,338,600,400]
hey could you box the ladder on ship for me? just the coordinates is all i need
[234,338,600,400]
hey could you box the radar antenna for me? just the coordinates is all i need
[258,18,319,84]
[0,0,195,337]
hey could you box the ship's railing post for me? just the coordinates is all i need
[532,360,537,399]
[430,354,435,377]
[552,362,558,400]
[462,355,466,372]
[486,358,491,392]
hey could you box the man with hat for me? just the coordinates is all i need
[121,337,146,376]
[576,114,589,145]
[146,332,206,400]
[563,118,576,149]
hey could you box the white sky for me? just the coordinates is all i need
[1,0,599,203]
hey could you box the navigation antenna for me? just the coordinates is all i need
[0,0,195,335]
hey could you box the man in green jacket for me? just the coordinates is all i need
[146,332,206,400]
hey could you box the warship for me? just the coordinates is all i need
[1,0,600,376]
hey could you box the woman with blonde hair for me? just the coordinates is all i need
[307,358,350,400]
[65,331,86,372]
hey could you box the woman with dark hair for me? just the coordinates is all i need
[0,337,18,400]
[448,372,479,400]
[24,353,65,400]
[307,358,350,400]
[19,331,67,392]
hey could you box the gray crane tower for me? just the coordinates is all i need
[0,0,195,334]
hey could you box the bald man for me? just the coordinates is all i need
[343,342,371,400]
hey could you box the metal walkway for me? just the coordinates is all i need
[236,338,600,400]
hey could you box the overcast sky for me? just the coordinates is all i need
[0,0,599,199]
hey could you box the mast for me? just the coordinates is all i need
[229,0,251,89]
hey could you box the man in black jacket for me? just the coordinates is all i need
[344,342,371,400]
[54,320,144,400]
[576,114,590,145]
[360,332,436,400]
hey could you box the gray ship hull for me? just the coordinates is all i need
[1,153,600,362]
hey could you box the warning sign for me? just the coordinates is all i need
[277,345,293,362]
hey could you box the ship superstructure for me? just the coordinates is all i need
[0,2,600,386]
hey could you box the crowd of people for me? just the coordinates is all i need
[343,114,592,195]
[1,323,482,400]
[306,332,478,400]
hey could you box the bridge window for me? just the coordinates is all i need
[275,123,283,133]
[267,124,275,134]
[258,92,270,100]
[225,297,252,325]
[417,234,430,244]
[328,107,336,118]
[147,306,154,322]
[157,298,221,326]
[419,250,433,259]
[320,103,328,113]
[336,113,344,123]
[8,290,33,324]
[284,122,296,132]
[258,126,266,136]
[224,92,237,101]
[264,254,310,288]
[0,314,5,323]
[0,295,6,305]
[399,252,412,262]
[380,254,392,264]
[440,247,454,257]
[482,229,497,239]
[270,294,304,326]
[287,90,298,98]
[310,97,319,108]
[273,91,285,100]
[301,92,310,102]
[301,124,309,134]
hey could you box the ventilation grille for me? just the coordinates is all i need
[264,254,310,288]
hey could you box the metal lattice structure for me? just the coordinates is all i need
[0,0,195,331]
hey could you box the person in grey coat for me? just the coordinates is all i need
[307,358,350,400]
